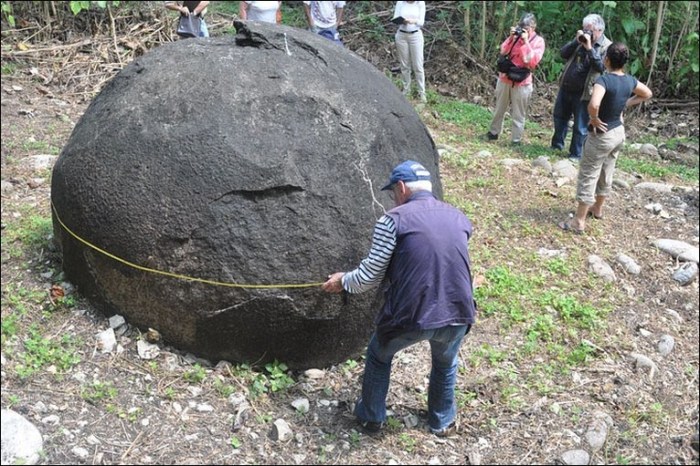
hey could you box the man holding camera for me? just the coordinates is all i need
[550,14,612,160]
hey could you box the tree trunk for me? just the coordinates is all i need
[646,0,665,88]
[463,1,471,55]
[479,1,486,59]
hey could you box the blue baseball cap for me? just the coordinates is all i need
[381,160,431,191]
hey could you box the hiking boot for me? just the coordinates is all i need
[358,420,383,434]
[430,422,456,438]
[485,132,498,141]
[419,93,427,103]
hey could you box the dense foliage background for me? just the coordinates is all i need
[1,1,698,99]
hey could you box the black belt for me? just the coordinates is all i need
[399,29,419,34]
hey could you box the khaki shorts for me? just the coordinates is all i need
[576,125,625,205]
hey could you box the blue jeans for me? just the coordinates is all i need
[354,324,471,431]
[199,19,209,38]
[551,88,589,158]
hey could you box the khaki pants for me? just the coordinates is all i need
[489,79,533,143]
[395,30,425,97]
[576,125,625,205]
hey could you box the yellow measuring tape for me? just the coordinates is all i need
[50,201,325,289]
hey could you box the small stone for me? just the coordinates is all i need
[270,419,293,442]
[137,340,160,360]
[588,255,616,282]
[615,253,641,275]
[303,369,325,379]
[1,409,44,465]
[108,314,126,329]
[560,449,590,465]
[672,262,698,285]
[629,352,658,379]
[72,446,89,459]
[657,334,675,356]
[291,398,309,414]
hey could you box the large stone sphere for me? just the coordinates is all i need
[50,21,443,369]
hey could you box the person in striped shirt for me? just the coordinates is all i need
[322,160,477,436]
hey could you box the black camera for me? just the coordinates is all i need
[578,29,592,43]
[513,26,524,36]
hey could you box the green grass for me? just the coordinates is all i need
[432,97,493,129]
[2,209,53,259]
[81,381,118,404]
[14,325,82,379]
[616,155,698,182]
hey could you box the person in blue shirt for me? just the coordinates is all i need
[322,160,477,436]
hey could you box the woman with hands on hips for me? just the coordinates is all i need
[559,42,652,235]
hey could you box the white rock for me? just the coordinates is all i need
[291,398,310,413]
[500,158,523,167]
[585,416,610,452]
[475,150,492,158]
[1,409,44,465]
[629,352,658,379]
[228,392,248,409]
[96,328,116,353]
[657,334,675,356]
[20,154,57,171]
[588,255,616,282]
[538,248,566,258]
[196,403,214,412]
[303,368,325,379]
[108,314,126,329]
[137,340,160,360]
[639,143,658,156]
[615,253,641,275]
[72,446,89,459]
[645,202,664,214]
[635,182,673,193]
[270,419,293,442]
[652,239,699,263]
[561,449,590,465]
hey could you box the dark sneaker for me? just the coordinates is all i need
[358,420,383,434]
[430,422,456,438]
[485,132,498,141]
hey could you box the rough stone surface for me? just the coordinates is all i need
[50,22,441,369]
[1,409,43,465]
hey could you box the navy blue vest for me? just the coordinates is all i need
[377,191,477,340]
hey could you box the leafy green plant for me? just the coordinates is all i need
[81,381,118,404]
[183,364,207,384]
[398,433,416,452]
[384,417,403,432]
[230,436,242,449]
[15,326,81,379]
[213,378,235,398]
[1,1,15,27]
[264,360,294,393]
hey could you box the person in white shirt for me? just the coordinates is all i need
[303,1,346,41]
[392,1,426,102]
[239,1,281,24]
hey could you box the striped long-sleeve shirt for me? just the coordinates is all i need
[341,215,397,294]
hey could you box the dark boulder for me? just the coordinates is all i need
[50,21,442,369]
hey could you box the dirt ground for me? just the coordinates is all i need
[2,16,700,466]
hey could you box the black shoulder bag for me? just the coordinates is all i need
[496,35,533,83]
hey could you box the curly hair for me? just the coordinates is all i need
[606,42,629,69]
